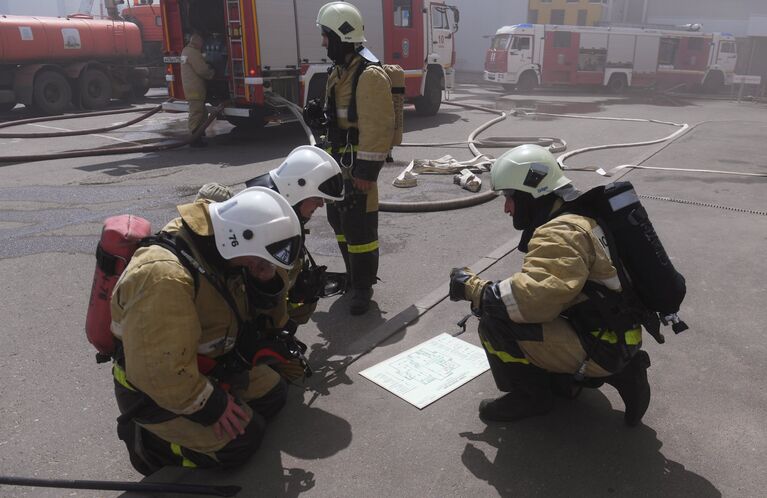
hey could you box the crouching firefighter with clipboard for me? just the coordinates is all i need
[103,188,305,474]
[449,144,687,427]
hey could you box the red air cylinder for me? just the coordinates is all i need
[85,215,151,359]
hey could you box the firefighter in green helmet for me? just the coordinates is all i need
[450,144,652,426]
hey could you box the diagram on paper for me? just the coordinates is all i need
[359,333,490,409]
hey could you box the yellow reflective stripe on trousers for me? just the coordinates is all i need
[590,328,642,346]
[324,145,359,154]
[336,234,346,243]
[481,339,530,364]
[170,443,197,468]
[112,363,135,391]
[347,240,379,254]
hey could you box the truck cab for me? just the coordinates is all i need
[484,24,540,91]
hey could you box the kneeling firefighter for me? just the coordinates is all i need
[195,146,345,382]
[110,187,302,474]
[449,144,682,427]
[312,1,395,315]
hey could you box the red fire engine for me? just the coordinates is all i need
[160,0,459,128]
[484,23,737,93]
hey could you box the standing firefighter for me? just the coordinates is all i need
[110,188,303,474]
[315,1,395,315]
[181,33,215,147]
[449,144,680,427]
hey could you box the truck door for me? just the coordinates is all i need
[427,2,453,65]
[542,30,578,85]
[715,39,737,75]
[508,35,533,74]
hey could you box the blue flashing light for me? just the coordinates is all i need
[514,23,533,28]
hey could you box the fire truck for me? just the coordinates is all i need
[160,0,459,128]
[484,23,737,93]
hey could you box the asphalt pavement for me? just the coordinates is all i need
[1,77,766,497]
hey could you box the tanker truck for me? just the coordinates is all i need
[0,13,150,114]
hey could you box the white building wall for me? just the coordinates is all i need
[450,0,528,72]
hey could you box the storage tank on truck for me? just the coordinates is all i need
[0,14,149,113]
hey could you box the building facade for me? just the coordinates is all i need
[527,0,609,26]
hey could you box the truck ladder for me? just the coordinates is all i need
[225,0,247,100]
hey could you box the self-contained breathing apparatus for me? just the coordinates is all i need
[559,181,688,352]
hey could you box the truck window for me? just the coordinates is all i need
[511,36,530,51]
[491,35,511,50]
[432,7,449,30]
[720,41,736,53]
[553,31,571,48]
[659,37,680,65]
[394,0,412,28]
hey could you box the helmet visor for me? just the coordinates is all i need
[318,172,344,199]
[266,235,302,267]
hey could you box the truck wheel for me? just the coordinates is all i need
[0,102,16,113]
[702,71,724,93]
[414,70,442,116]
[516,71,538,93]
[501,83,515,93]
[33,70,72,115]
[79,69,112,109]
[132,82,150,98]
[607,74,628,94]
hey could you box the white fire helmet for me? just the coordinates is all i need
[208,187,302,269]
[269,146,344,205]
[317,1,367,43]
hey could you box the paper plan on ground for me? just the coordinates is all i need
[359,333,490,409]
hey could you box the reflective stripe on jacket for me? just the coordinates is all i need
[326,55,394,181]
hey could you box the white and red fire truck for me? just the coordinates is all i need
[484,23,737,93]
[160,0,459,127]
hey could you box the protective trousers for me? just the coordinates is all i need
[115,365,287,475]
[478,312,612,393]
[188,99,207,135]
[326,172,379,290]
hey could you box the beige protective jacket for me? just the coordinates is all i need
[326,55,394,182]
[497,213,622,324]
[111,201,278,422]
[181,45,214,101]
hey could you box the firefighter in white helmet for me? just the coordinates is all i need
[314,1,395,315]
[449,144,651,427]
[193,146,346,381]
[111,187,302,474]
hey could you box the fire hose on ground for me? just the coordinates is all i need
[0,100,224,164]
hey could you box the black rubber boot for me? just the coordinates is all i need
[605,350,651,427]
[349,287,373,315]
[479,373,554,422]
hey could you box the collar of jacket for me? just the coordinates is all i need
[336,54,363,74]
[177,200,215,237]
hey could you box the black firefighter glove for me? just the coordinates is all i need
[449,267,490,314]
[237,320,312,380]
[303,98,327,131]
[288,264,327,305]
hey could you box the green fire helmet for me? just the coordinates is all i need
[490,144,572,198]
[317,1,367,43]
